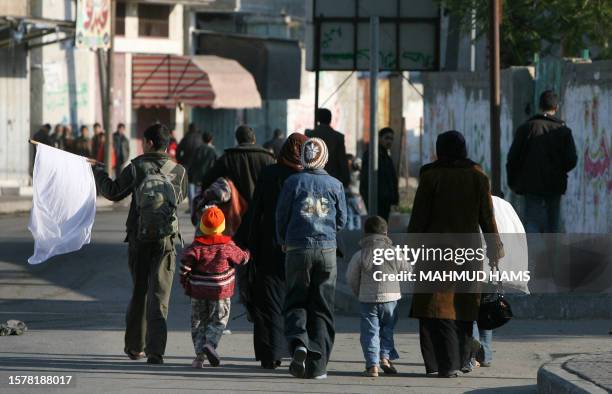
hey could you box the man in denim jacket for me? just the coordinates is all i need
[276,137,347,379]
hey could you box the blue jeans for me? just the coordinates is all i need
[188,183,197,215]
[473,321,492,363]
[346,195,365,230]
[359,301,400,368]
[524,193,561,233]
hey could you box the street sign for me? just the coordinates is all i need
[76,0,111,50]
[306,0,440,71]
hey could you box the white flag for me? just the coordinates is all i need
[28,144,96,264]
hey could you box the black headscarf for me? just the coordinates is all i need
[436,130,468,161]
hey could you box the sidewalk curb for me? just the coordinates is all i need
[537,356,609,394]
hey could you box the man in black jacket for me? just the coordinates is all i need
[360,127,399,221]
[506,90,577,233]
[306,108,350,187]
[200,125,275,205]
[93,123,188,365]
[113,123,130,179]
[177,123,203,213]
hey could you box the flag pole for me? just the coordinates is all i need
[28,139,104,166]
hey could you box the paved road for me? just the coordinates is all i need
[0,209,610,393]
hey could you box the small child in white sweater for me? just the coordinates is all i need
[346,216,405,377]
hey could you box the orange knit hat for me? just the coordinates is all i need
[200,206,226,235]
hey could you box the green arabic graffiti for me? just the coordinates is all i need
[321,49,433,69]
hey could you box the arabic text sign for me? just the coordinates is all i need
[76,0,111,50]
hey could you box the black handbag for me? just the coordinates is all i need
[478,280,513,330]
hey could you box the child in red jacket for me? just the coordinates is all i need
[180,206,250,368]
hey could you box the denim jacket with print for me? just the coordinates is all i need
[276,169,347,249]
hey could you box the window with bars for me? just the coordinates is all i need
[138,3,171,38]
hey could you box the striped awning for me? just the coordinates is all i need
[132,54,262,109]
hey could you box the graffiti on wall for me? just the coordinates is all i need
[43,62,89,125]
[563,86,612,232]
[423,82,513,197]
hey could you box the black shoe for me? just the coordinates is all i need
[203,344,220,367]
[147,354,164,364]
[438,372,458,378]
[261,360,282,369]
[289,346,307,378]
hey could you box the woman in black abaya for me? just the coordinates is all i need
[246,132,308,369]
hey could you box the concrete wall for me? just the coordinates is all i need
[421,68,532,198]
[422,60,612,233]
[30,0,98,134]
[0,47,30,186]
[559,61,612,233]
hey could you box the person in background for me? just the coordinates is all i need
[407,130,503,378]
[276,138,347,380]
[360,127,399,221]
[73,125,92,158]
[91,122,104,159]
[113,123,130,179]
[246,132,308,370]
[50,124,64,150]
[167,129,178,161]
[200,125,275,208]
[33,123,52,146]
[191,132,218,199]
[180,206,250,368]
[306,108,350,187]
[346,216,403,377]
[346,154,367,230]
[62,125,74,153]
[95,132,116,169]
[177,123,204,214]
[263,128,285,158]
[506,90,577,233]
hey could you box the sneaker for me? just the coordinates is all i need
[192,354,205,368]
[289,346,307,378]
[380,359,397,374]
[147,354,164,364]
[312,374,327,380]
[363,366,379,377]
[203,344,220,367]
[124,348,145,360]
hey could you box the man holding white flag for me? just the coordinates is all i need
[93,123,187,365]
[28,144,97,264]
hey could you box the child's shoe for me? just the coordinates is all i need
[364,365,379,377]
[203,343,220,367]
[191,354,205,368]
[380,359,397,374]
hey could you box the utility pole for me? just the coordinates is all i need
[368,16,379,216]
[103,0,116,175]
[489,0,501,196]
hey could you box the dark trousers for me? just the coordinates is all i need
[284,248,337,378]
[524,193,561,233]
[418,318,473,375]
[125,237,176,356]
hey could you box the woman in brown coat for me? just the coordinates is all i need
[407,130,503,378]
